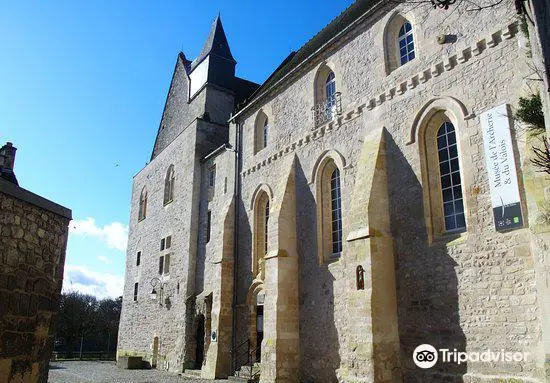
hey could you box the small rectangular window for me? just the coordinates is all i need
[224,177,227,194]
[160,238,165,251]
[209,165,216,188]
[164,254,171,274]
[136,251,141,266]
[158,256,164,275]
[166,236,171,249]
[133,282,138,302]
[206,211,211,243]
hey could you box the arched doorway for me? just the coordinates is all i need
[152,336,159,368]
[255,292,264,362]
[195,315,205,369]
[247,281,265,365]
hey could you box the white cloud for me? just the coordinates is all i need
[70,217,128,252]
[63,265,124,299]
[97,255,110,264]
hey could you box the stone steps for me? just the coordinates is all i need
[228,363,260,382]
[180,369,202,378]
[228,376,255,383]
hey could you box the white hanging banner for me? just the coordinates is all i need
[480,103,523,231]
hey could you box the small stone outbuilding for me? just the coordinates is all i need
[0,142,71,383]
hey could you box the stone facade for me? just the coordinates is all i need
[118,1,550,382]
[0,144,71,383]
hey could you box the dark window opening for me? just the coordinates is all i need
[158,256,164,275]
[133,283,138,301]
[206,211,211,243]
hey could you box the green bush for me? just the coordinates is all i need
[517,93,545,134]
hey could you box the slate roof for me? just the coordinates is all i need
[191,15,236,71]
[236,0,381,115]
[234,77,261,107]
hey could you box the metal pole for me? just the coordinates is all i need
[231,120,242,375]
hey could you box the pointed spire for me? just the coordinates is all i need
[191,14,235,70]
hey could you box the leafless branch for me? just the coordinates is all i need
[531,137,550,175]
[462,0,504,11]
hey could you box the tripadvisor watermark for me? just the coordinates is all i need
[413,344,529,369]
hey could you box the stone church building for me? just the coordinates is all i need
[117,0,550,381]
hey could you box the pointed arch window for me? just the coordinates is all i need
[164,165,175,205]
[325,71,337,117]
[264,200,269,256]
[330,168,343,256]
[253,190,270,277]
[138,188,147,221]
[420,109,468,242]
[313,65,340,126]
[315,156,344,263]
[384,14,416,74]
[254,111,269,154]
[437,121,466,232]
[263,118,268,149]
[398,22,415,65]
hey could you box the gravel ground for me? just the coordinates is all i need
[47,361,226,383]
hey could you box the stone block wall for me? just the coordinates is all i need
[232,1,550,381]
[118,123,201,372]
[0,179,71,383]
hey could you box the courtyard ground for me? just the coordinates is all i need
[48,360,226,383]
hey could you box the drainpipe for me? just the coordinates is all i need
[230,118,242,374]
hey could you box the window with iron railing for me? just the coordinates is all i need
[312,91,342,127]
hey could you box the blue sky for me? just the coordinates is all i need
[0,0,354,298]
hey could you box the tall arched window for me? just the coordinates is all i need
[263,118,268,149]
[398,22,415,65]
[313,64,339,126]
[436,121,465,232]
[264,200,269,256]
[253,190,270,277]
[164,165,175,205]
[419,107,468,242]
[254,111,269,154]
[138,188,147,221]
[315,155,344,263]
[330,168,342,256]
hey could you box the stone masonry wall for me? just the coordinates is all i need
[118,113,234,373]
[118,122,201,372]
[233,1,549,381]
[0,182,71,383]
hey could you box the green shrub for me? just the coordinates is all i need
[517,93,546,134]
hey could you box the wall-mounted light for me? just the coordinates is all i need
[150,277,170,307]
[431,0,456,9]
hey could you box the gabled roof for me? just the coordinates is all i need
[191,15,236,71]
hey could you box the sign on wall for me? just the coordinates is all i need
[480,104,523,231]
